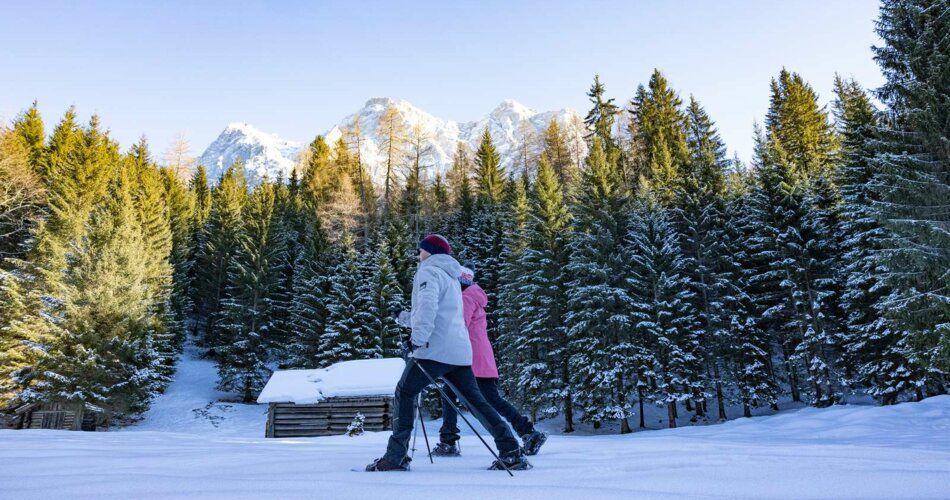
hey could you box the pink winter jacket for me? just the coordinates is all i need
[463,284,499,378]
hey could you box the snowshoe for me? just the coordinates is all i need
[488,450,532,471]
[520,430,548,456]
[365,456,411,471]
[431,442,461,457]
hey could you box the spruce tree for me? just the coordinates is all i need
[584,75,620,154]
[765,69,839,181]
[23,164,162,417]
[508,156,572,423]
[12,101,45,173]
[722,192,778,417]
[833,76,926,403]
[629,70,690,205]
[626,199,702,429]
[870,0,950,378]
[161,167,196,342]
[474,128,505,206]
[216,182,279,403]
[744,131,842,406]
[320,234,365,366]
[565,139,628,432]
[193,161,247,347]
[674,96,731,419]
[286,204,332,369]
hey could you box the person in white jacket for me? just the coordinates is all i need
[366,234,530,472]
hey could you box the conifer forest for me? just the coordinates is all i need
[1,0,947,435]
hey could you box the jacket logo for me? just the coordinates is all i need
[419,282,427,290]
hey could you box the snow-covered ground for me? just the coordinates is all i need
[2,347,949,499]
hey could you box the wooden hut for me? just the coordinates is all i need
[12,401,99,431]
[257,358,404,438]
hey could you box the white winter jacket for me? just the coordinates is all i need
[409,254,473,366]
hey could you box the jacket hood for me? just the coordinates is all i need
[422,253,462,279]
[463,283,488,308]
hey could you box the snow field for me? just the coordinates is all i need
[2,346,948,499]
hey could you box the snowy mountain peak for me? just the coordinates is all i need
[491,99,535,119]
[198,98,588,185]
[198,123,301,185]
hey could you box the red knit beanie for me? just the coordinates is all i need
[418,234,452,255]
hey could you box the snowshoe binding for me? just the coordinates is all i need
[520,430,548,456]
[365,456,411,471]
[431,442,461,457]
[488,450,532,471]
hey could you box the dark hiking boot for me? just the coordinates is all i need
[365,456,411,471]
[520,430,548,456]
[488,450,532,471]
[431,442,461,457]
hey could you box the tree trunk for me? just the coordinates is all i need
[563,393,574,433]
[781,344,801,402]
[743,403,751,418]
[562,355,574,432]
[620,417,631,434]
[667,402,677,429]
[638,388,645,428]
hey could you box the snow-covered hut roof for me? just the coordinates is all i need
[256,358,405,404]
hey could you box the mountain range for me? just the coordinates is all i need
[197,98,587,185]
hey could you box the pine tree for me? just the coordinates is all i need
[494,171,530,401]
[32,114,119,290]
[765,69,839,181]
[356,238,405,359]
[744,131,842,407]
[507,156,571,423]
[193,161,247,347]
[320,234,365,365]
[870,0,950,379]
[162,167,196,342]
[401,125,433,235]
[22,163,162,418]
[565,139,628,432]
[474,128,505,206]
[216,182,279,403]
[627,199,702,429]
[722,192,778,417]
[674,96,731,419]
[465,129,508,307]
[129,146,177,378]
[190,165,212,226]
[584,75,620,154]
[286,204,332,369]
[629,70,690,205]
[833,76,926,403]
[12,101,45,173]
[0,271,32,403]
[444,142,476,253]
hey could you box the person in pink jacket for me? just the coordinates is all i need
[432,263,548,457]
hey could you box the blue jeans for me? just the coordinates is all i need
[440,377,534,445]
[382,359,520,464]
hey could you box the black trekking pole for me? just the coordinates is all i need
[416,393,433,463]
[399,328,433,463]
[410,358,515,477]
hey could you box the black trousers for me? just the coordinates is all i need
[440,377,534,445]
[382,358,519,463]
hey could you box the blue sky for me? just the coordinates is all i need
[0,0,884,162]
